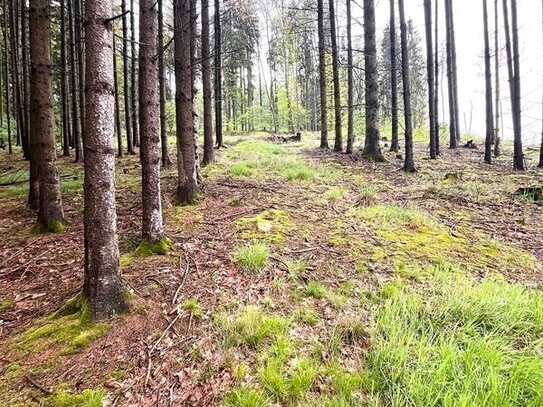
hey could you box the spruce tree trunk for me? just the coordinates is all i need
[328,0,342,151]
[83,0,127,319]
[68,0,83,162]
[483,0,494,164]
[175,0,198,204]
[494,0,501,157]
[75,0,86,158]
[3,22,12,155]
[345,0,354,154]
[130,0,139,148]
[445,0,457,148]
[362,0,384,161]
[21,0,30,159]
[214,0,223,147]
[189,0,200,181]
[121,0,134,155]
[389,0,399,153]
[202,0,214,165]
[434,0,440,154]
[510,0,524,170]
[158,0,172,166]
[139,0,165,243]
[29,0,65,228]
[399,0,415,172]
[539,0,543,168]
[60,0,70,157]
[449,0,460,141]
[424,0,437,159]
[113,34,123,157]
[317,0,328,148]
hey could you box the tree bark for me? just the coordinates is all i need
[389,0,399,152]
[494,0,501,157]
[424,0,437,159]
[345,0,354,154]
[445,0,458,148]
[175,0,198,204]
[510,0,524,170]
[539,0,543,168]
[69,0,83,162]
[121,0,134,155]
[75,0,86,159]
[483,0,494,164]
[139,0,165,243]
[329,0,342,151]
[399,0,415,172]
[158,0,172,166]
[362,0,384,161]
[83,0,127,319]
[202,0,214,165]
[317,0,328,148]
[3,19,12,155]
[214,0,223,147]
[60,0,70,157]
[434,0,440,155]
[29,0,65,227]
[113,34,123,157]
[130,0,139,148]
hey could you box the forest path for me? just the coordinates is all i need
[1,133,542,406]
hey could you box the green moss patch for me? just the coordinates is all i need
[31,220,66,234]
[134,237,172,257]
[45,387,105,407]
[12,294,107,356]
[236,210,293,243]
[0,296,13,314]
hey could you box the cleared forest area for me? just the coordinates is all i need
[1,133,542,406]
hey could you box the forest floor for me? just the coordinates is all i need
[1,132,543,407]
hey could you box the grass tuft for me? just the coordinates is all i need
[233,243,269,273]
[304,281,327,299]
[181,297,203,319]
[45,387,105,407]
[222,386,271,407]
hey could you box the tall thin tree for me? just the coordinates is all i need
[214,0,223,148]
[362,0,384,161]
[345,0,354,154]
[539,0,543,168]
[399,0,415,172]
[60,0,70,157]
[113,34,123,157]
[445,0,458,148]
[329,0,342,151]
[389,0,399,153]
[175,0,198,203]
[121,0,134,154]
[29,0,65,229]
[317,0,328,148]
[202,0,214,165]
[424,0,437,159]
[139,0,166,246]
[494,0,501,157]
[483,0,494,164]
[158,0,172,166]
[130,0,139,148]
[83,0,127,319]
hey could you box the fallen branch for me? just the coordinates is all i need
[24,375,52,395]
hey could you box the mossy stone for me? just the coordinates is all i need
[134,237,172,257]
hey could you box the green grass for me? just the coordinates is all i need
[233,243,269,273]
[11,294,107,356]
[45,387,105,407]
[350,204,433,229]
[182,297,203,319]
[223,386,271,407]
[303,281,327,299]
[283,162,316,181]
[364,264,543,406]
[327,186,348,201]
[216,306,290,348]
[229,162,256,177]
[0,297,13,314]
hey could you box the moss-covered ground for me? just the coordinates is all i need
[1,132,542,406]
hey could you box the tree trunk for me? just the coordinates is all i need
[399,0,415,172]
[83,0,127,319]
[449,0,460,141]
[317,0,328,148]
[75,0,86,158]
[189,0,200,182]
[69,0,83,162]
[346,0,354,154]
[214,0,223,147]
[424,0,437,159]
[3,20,12,155]
[329,0,342,151]
[113,34,123,157]
[175,0,198,204]
[121,0,134,155]
[158,0,172,166]
[389,0,399,152]
[60,0,70,157]
[445,0,458,148]
[539,0,543,168]
[21,0,30,160]
[510,0,524,170]
[130,0,139,148]
[139,0,165,243]
[434,0,440,154]
[202,0,214,165]
[494,0,501,157]
[362,0,384,161]
[29,0,65,228]
[483,0,494,164]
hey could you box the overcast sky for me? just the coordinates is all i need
[356,0,543,145]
